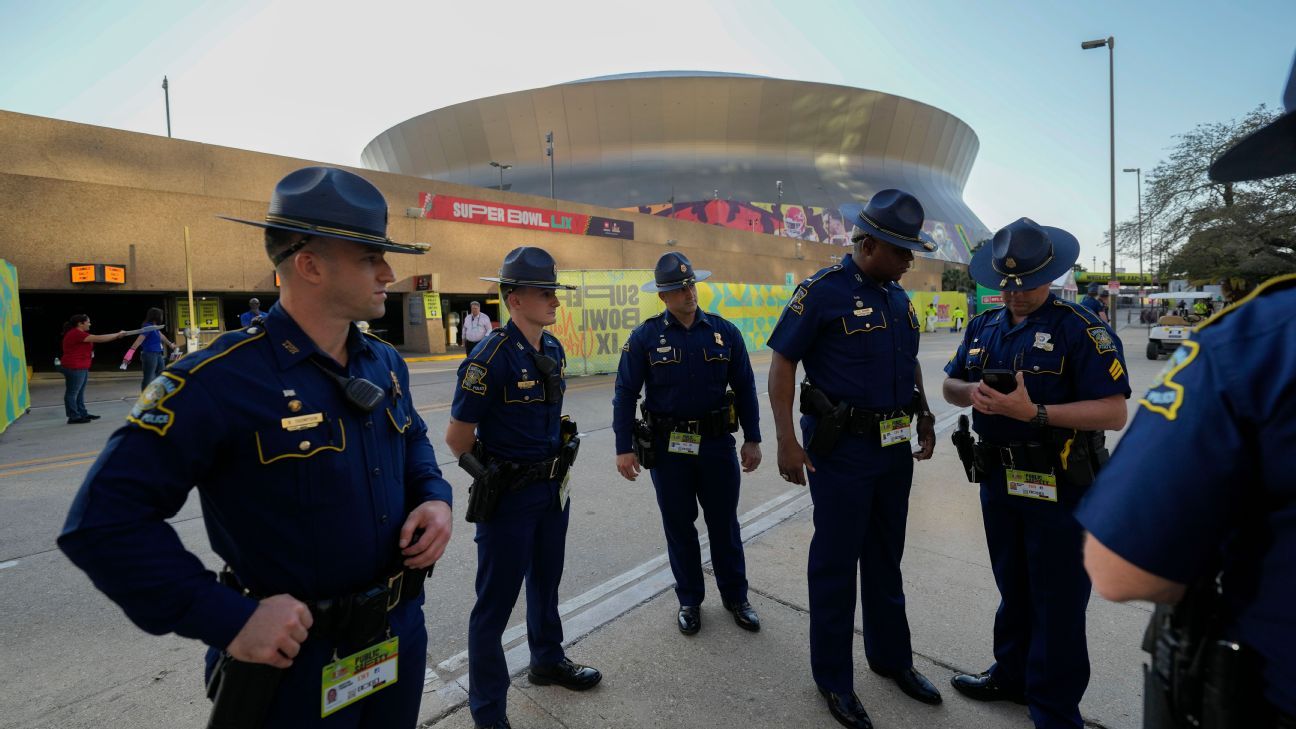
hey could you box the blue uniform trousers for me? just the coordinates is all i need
[203,599,427,728]
[803,418,915,693]
[648,434,747,607]
[468,479,570,726]
[980,467,1090,729]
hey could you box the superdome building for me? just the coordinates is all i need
[363,71,989,264]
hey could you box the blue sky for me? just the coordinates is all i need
[2,0,1293,274]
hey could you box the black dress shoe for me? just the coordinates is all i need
[528,658,602,691]
[678,605,701,635]
[950,671,1026,704]
[68,417,91,424]
[475,719,511,729]
[818,688,873,729]
[870,665,942,705]
[721,600,761,632]
[85,414,102,420]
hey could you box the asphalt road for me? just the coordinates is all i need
[0,327,1156,728]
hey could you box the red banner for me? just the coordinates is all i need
[419,193,634,240]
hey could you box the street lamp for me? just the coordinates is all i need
[488,161,512,191]
[1123,167,1143,296]
[544,131,555,199]
[776,180,783,203]
[1082,35,1117,319]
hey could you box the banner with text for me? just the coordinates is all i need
[1,259,30,434]
[502,270,795,376]
[419,193,634,240]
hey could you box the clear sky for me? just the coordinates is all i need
[2,0,1293,274]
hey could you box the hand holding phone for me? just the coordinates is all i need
[981,369,1018,394]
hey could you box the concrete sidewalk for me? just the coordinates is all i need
[415,423,1151,729]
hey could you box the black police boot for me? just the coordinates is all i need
[818,688,873,729]
[677,605,701,635]
[870,664,942,705]
[528,658,602,691]
[950,670,1026,704]
[721,599,761,632]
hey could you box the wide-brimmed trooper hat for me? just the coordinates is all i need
[1210,53,1296,182]
[642,252,711,292]
[969,218,1080,291]
[480,246,576,290]
[842,189,937,253]
[219,167,429,261]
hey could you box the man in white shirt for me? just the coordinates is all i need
[461,301,492,353]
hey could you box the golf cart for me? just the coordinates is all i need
[1144,292,1214,360]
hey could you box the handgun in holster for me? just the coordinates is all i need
[461,442,504,523]
[558,416,581,475]
[205,652,283,729]
[633,407,657,470]
[800,380,847,457]
[951,414,982,483]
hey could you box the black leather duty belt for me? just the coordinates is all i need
[219,565,428,640]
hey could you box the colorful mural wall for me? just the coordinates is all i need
[2,259,30,434]
[503,269,795,376]
[624,200,981,265]
[908,291,969,331]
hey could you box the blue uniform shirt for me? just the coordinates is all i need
[451,320,567,463]
[766,255,920,410]
[944,296,1131,443]
[611,308,761,454]
[1079,294,1106,319]
[1077,279,1296,715]
[58,303,452,652]
[239,310,264,328]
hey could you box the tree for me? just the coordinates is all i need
[1112,105,1296,289]
[942,267,974,292]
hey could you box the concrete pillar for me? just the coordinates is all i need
[402,291,447,354]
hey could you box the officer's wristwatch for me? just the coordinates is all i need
[1031,403,1049,427]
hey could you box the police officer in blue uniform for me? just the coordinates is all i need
[941,218,1130,729]
[767,189,941,729]
[1080,282,1109,322]
[612,252,763,635]
[446,246,601,729]
[58,166,454,728]
[1080,53,1296,727]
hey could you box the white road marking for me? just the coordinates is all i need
[0,560,18,570]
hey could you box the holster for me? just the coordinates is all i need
[558,416,581,477]
[632,416,656,470]
[461,443,504,524]
[799,380,847,457]
[1049,429,1110,489]
[950,415,982,483]
[205,653,283,729]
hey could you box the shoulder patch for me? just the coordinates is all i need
[127,372,187,436]
[461,362,489,396]
[1085,326,1117,355]
[621,341,630,353]
[787,285,810,316]
[1138,339,1199,420]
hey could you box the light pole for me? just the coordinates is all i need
[489,161,512,191]
[1123,167,1143,296]
[544,131,555,199]
[1082,35,1116,320]
[161,76,172,138]
[776,180,783,204]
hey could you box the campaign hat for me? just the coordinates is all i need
[480,246,576,290]
[642,252,711,292]
[969,218,1080,291]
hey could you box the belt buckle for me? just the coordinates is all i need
[386,571,404,611]
[548,458,560,480]
[998,446,1015,469]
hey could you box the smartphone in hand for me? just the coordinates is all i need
[981,369,1017,394]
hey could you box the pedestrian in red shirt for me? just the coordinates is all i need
[60,314,126,424]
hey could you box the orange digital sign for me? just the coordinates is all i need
[68,263,127,285]
[70,265,97,283]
